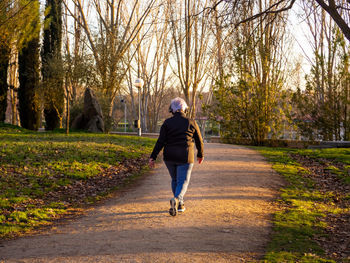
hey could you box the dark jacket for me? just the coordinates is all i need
[150,112,204,163]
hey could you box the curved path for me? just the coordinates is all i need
[0,143,283,263]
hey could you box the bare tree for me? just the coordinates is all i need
[208,0,290,144]
[63,1,95,134]
[292,1,350,140]
[213,0,350,42]
[130,3,175,132]
[64,0,156,132]
[168,0,212,118]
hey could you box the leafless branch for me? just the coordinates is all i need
[235,0,296,28]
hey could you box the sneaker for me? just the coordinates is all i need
[178,203,186,213]
[169,197,179,216]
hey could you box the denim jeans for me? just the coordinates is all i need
[164,161,194,204]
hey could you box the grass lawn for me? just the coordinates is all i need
[255,146,350,263]
[0,124,155,239]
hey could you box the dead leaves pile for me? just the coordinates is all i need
[45,157,148,205]
[291,154,350,261]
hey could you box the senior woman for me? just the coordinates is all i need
[149,97,204,216]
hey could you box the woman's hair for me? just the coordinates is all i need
[169,97,188,113]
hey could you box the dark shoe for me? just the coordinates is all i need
[178,203,186,213]
[169,198,178,216]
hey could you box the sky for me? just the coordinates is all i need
[287,2,314,75]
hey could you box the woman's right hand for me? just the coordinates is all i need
[197,157,204,164]
[149,158,155,168]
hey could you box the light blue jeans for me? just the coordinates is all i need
[165,161,194,204]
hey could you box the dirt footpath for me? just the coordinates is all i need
[0,143,283,263]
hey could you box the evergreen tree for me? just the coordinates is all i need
[42,0,64,130]
[0,2,11,122]
[0,36,10,122]
[18,0,41,130]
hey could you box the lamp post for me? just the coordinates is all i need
[134,78,144,136]
[120,98,126,133]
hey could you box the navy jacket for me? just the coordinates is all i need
[150,112,204,163]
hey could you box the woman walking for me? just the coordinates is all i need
[149,97,204,216]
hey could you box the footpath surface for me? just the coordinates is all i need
[0,143,283,263]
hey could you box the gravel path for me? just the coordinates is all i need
[0,143,283,263]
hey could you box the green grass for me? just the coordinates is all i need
[254,147,349,263]
[0,124,155,239]
[297,148,350,165]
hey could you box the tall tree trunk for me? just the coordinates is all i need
[10,88,17,125]
[8,50,18,125]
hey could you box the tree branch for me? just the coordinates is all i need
[235,0,296,28]
[315,0,350,42]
